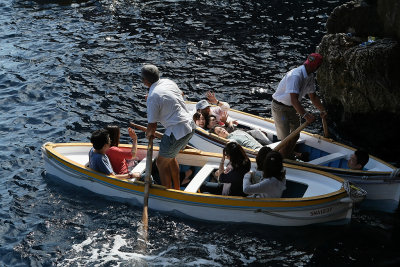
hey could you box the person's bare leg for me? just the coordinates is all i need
[181,168,193,185]
[169,158,180,190]
[157,156,173,188]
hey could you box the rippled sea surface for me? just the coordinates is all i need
[1,0,400,266]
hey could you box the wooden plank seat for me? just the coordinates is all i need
[267,138,305,150]
[308,152,346,165]
[184,163,220,193]
[129,152,158,180]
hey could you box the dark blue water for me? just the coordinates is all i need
[1,0,400,265]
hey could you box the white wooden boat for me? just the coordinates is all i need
[186,102,400,213]
[41,142,358,226]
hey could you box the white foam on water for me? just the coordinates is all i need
[66,234,195,265]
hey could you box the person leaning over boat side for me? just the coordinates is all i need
[141,64,195,190]
[271,53,327,159]
[89,129,137,179]
[243,151,286,198]
[210,125,263,151]
[193,112,206,130]
[347,149,369,170]
[105,125,141,178]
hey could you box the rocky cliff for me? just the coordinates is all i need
[316,0,400,165]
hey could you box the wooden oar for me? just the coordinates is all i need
[273,121,310,152]
[322,117,329,138]
[130,122,196,149]
[142,135,154,238]
[131,122,163,139]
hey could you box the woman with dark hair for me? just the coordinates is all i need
[243,151,286,198]
[214,142,251,196]
[105,125,140,177]
[248,146,272,184]
[193,112,206,129]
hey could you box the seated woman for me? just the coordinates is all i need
[105,125,141,178]
[210,125,263,151]
[249,146,272,184]
[193,112,206,129]
[202,142,250,196]
[243,151,286,198]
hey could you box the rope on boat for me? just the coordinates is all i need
[343,181,367,203]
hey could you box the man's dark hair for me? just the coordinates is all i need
[355,149,369,168]
[90,129,110,150]
[141,64,160,84]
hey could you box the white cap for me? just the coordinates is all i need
[196,100,210,110]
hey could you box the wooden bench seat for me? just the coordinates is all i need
[129,152,158,180]
[184,163,219,193]
[308,152,346,165]
[267,138,305,150]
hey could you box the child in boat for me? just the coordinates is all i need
[105,125,140,178]
[89,129,139,179]
[243,150,287,198]
[347,149,369,170]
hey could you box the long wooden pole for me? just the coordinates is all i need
[322,117,329,138]
[131,122,163,139]
[142,135,154,237]
[130,122,196,149]
[273,121,310,152]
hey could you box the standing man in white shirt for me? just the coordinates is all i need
[271,53,327,159]
[142,65,195,190]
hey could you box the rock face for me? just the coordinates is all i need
[316,0,400,165]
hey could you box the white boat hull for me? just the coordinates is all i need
[42,143,354,226]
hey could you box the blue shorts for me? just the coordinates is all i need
[159,129,195,158]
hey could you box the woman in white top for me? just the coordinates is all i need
[243,150,286,198]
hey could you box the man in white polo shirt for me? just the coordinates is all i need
[142,65,195,190]
[271,53,327,159]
